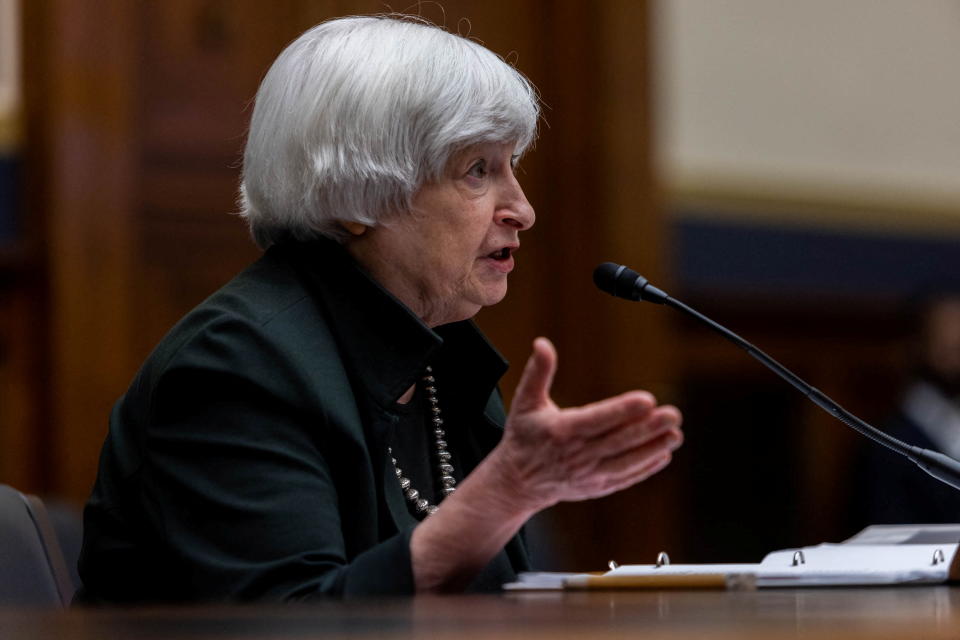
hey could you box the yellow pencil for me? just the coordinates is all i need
[562,573,756,590]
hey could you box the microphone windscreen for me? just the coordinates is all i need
[594,262,647,300]
[592,262,624,296]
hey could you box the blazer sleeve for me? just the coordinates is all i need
[135,319,415,600]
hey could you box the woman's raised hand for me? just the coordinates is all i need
[492,337,683,512]
[411,337,682,591]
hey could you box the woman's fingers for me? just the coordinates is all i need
[589,451,675,499]
[560,391,659,440]
[576,405,683,463]
[500,339,684,507]
[593,429,682,478]
[567,430,682,500]
[511,337,558,413]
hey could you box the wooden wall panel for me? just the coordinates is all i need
[581,0,680,568]
[25,0,140,502]
[0,275,45,490]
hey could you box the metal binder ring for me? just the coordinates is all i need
[656,552,671,567]
[608,560,620,570]
[792,551,805,566]
[933,549,945,566]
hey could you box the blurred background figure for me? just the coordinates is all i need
[858,290,960,525]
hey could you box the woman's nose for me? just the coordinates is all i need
[497,178,535,231]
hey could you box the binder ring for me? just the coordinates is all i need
[656,551,671,567]
[792,551,805,566]
[933,549,945,566]
[608,560,620,570]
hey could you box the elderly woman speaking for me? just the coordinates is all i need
[78,15,683,601]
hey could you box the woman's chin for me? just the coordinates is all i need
[478,280,509,308]
[433,292,506,326]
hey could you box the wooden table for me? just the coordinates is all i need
[1,587,958,639]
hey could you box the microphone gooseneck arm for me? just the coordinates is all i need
[593,262,960,492]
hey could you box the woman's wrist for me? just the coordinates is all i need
[409,447,542,592]
[475,441,553,517]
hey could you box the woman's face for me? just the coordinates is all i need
[346,141,535,327]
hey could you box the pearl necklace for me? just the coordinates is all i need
[388,366,457,517]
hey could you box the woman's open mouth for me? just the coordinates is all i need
[483,247,516,273]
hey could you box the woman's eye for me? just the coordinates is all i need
[467,160,487,179]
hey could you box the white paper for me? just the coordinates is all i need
[505,526,959,590]
[503,572,591,591]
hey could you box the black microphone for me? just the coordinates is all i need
[594,261,960,492]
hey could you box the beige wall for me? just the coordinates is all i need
[0,0,19,149]
[655,0,960,231]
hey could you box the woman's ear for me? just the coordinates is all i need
[340,221,368,236]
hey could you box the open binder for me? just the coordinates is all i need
[505,524,960,591]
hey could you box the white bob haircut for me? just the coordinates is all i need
[239,15,540,248]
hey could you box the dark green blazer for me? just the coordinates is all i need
[77,239,529,602]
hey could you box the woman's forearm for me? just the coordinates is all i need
[409,447,538,592]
